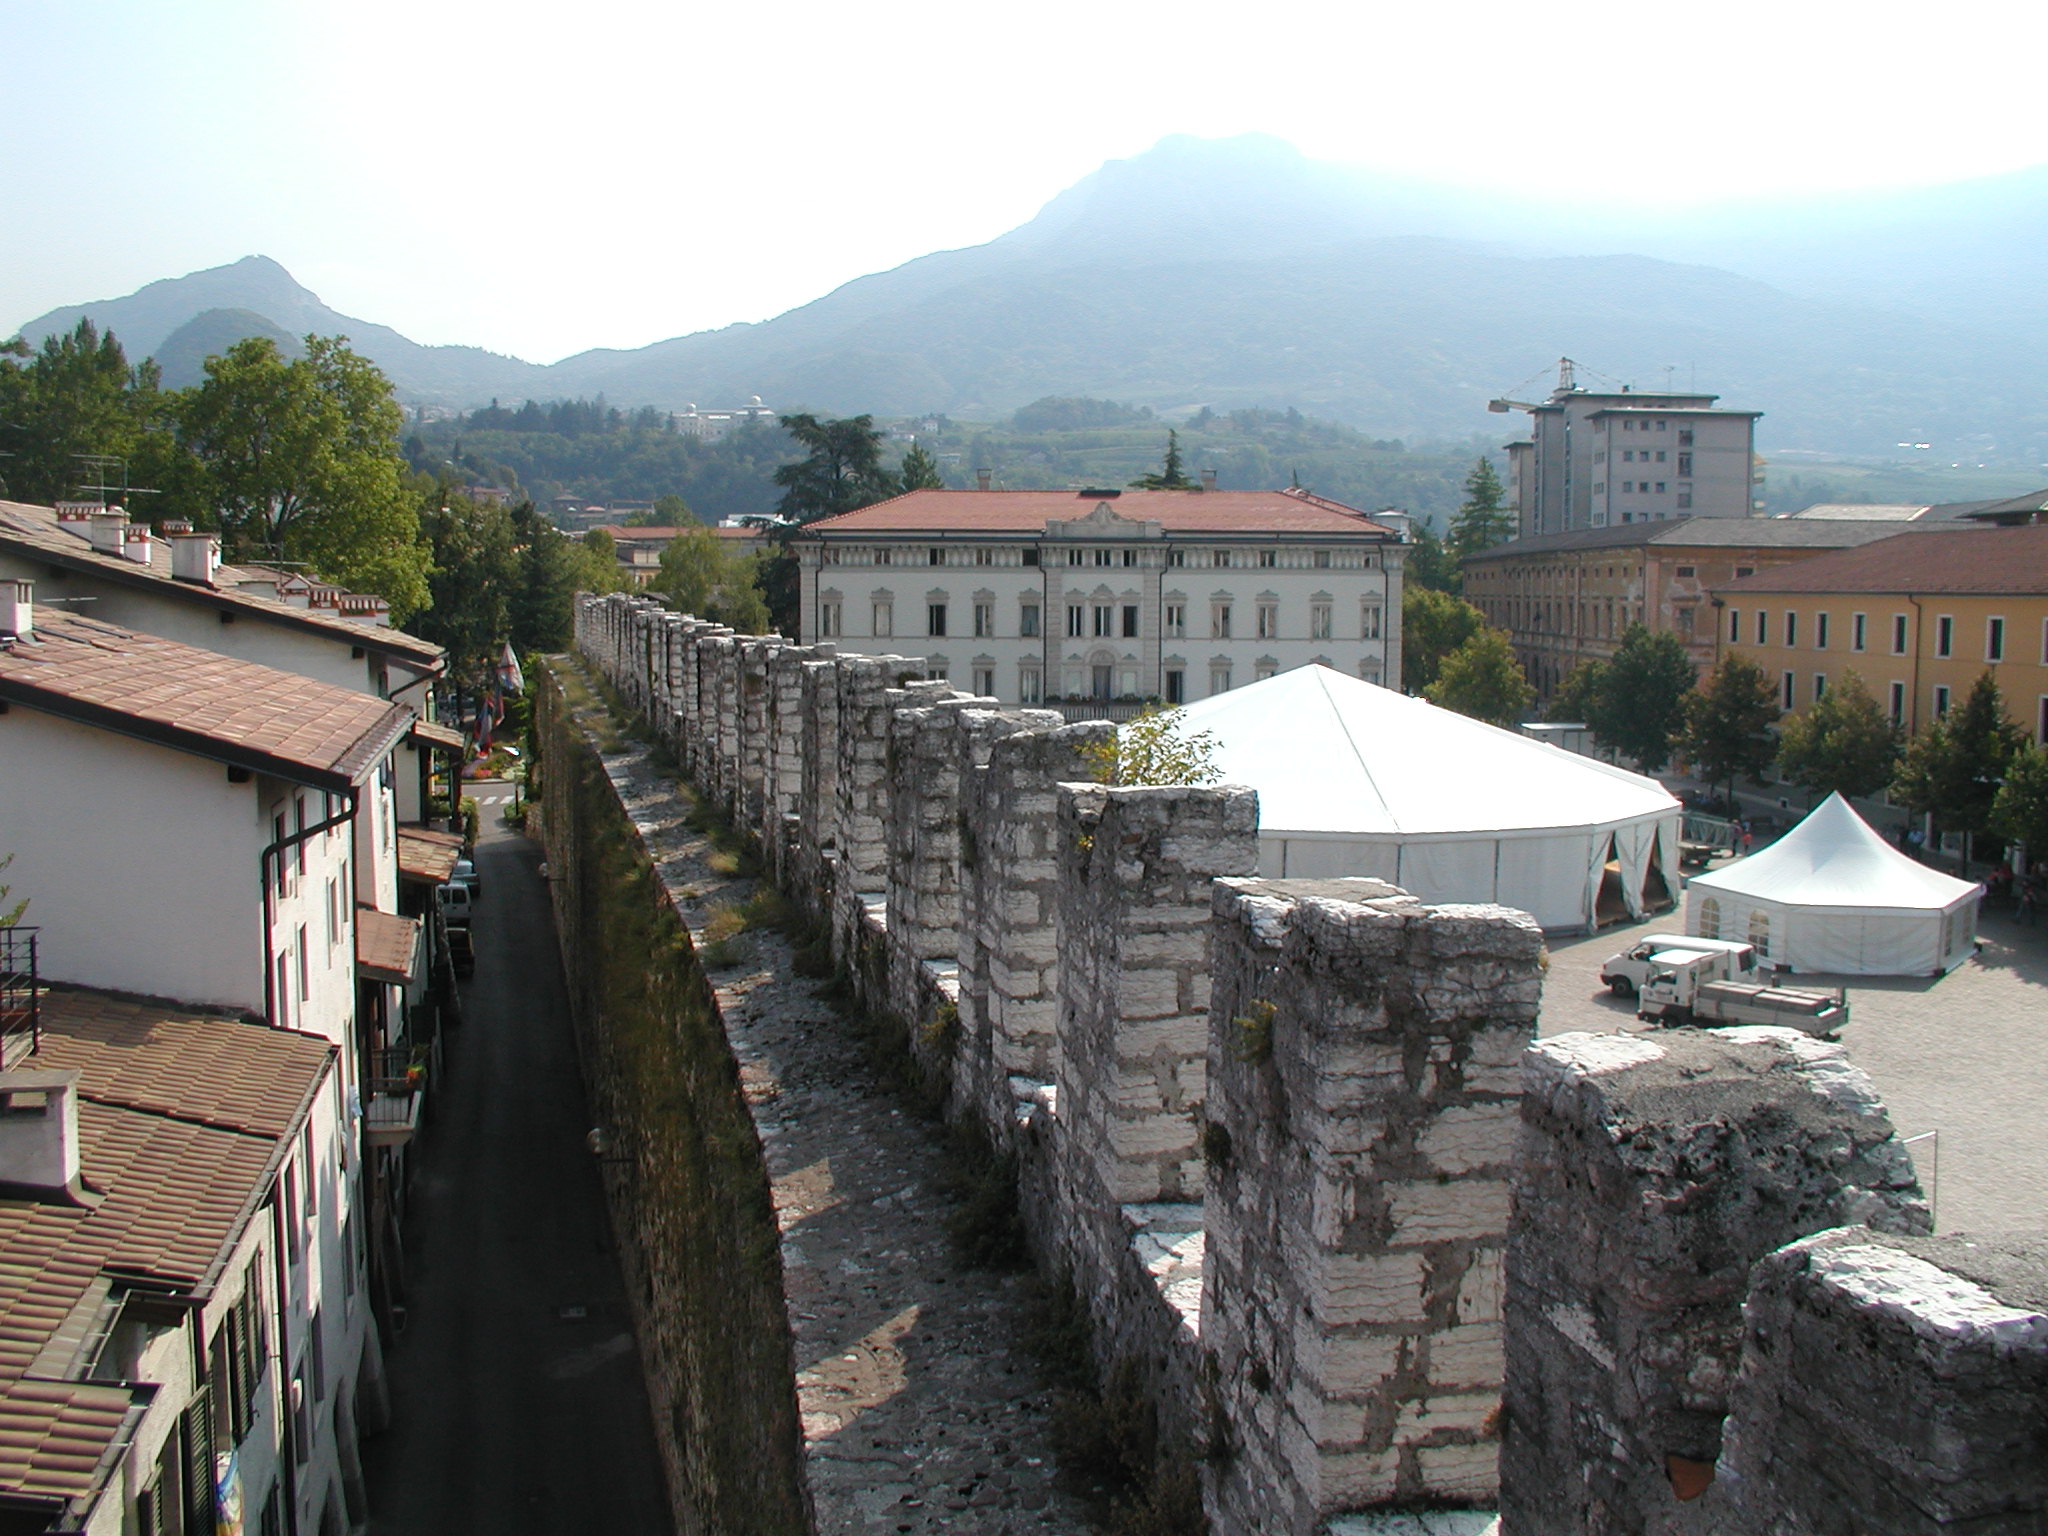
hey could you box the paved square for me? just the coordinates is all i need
[1539,905,2048,1235]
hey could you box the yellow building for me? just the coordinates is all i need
[1713,525,2048,740]
[1462,519,1905,697]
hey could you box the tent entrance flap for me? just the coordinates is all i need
[1641,827,1674,913]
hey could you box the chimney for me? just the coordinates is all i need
[1200,468,1218,492]
[118,524,153,565]
[0,579,30,640]
[86,512,127,555]
[0,1070,92,1205]
[54,502,97,527]
[161,519,194,536]
[976,468,993,491]
[170,531,222,586]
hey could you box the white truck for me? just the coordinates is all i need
[1601,935,1759,999]
[1634,949,1848,1038]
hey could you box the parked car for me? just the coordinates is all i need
[1599,934,1758,998]
[447,925,475,978]
[452,855,481,901]
[436,881,473,928]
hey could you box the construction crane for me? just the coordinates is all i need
[1488,357,1580,413]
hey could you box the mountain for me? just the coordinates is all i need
[15,138,2048,456]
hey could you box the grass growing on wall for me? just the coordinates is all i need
[535,659,811,1536]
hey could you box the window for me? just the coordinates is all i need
[1019,667,1042,704]
[1019,602,1040,637]
[1784,611,1798,647]
[1678,452,1693,475]
[1212,549,1231,568]
[1623,450,1635,463]
[1167,549,1185,568]
[1988,617,2006,661]
[1748,909,1771,957]
[1313,549,1331,569]
[975,548,997,566]
[1164,603,1186,638]
[1755,610,1766,644]
[1675,565,1696,578]
[1122,605,1140,638]
[1255,661,1277,681]
[1092,604,1113,638]
[874,548,892,566]
[872,600,893,637]
[326,878,339,949]
[1623,482,1635,493]
[1067,549,1085,567]
[973,602,993,638]
[1210,664,1233,695]
[1814,674,1828,703]
[929,548,946,566]
[1698,896,1721,939]
[1256,603,1279,639]
[2040,695,2048,745]
[294,795,307,877]
[1360,604,1382,640]
[973,667,995,697]
[1677,493,1693,507]
[1259,550,1277,568]
[1679,429,1695,446]
[1893,614,1909,654]
[1164,669,1184,704]
[928,603,948,637]
[1890,681,1906,723]
[296,927,310,1003]
[1782,672,1795,710]
[1934,684,1953,716]
[1936,616,1954,657]
[1066,605,1085,638]
[1122,549,1138,567]
[1852,612,1867,651]
[1655,482,1666,494]
[927,663,950,682]
[1093,548,1114,567]
[1022,547,1040,567]
[1211,602,1233,639]
[1655,450,1667,463]
[1816,613,1829,649]
[819,601,841,638]
[1310,602,1332,640]
[1728,609,1741,642]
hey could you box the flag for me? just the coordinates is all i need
[497,642,525,695]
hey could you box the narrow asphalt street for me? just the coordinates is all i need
[362,782,672,1534]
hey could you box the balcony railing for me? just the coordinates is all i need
[1,926,40,1065]
[365,1045,424,1148]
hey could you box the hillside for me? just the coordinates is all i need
[15,137,2048,457]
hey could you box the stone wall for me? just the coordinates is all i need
[1503,1027,1931,1535]
[1202,879,1545,1532]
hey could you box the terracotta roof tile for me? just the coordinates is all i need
[800,487,1399,537]
[0,500,442,666]
[0,612,414,791]
[1715,523,2048,596]
[355,907,422,986]
[397,825,464,884]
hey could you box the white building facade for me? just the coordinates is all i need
[795,488,1406,706]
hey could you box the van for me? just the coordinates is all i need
[1600,934,1757,998]
[435,881,473,928]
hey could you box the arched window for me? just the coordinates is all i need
[1697,896,1721,940]
[1747,909,1771,957]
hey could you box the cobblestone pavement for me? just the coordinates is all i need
[1540,903,2048,1234]
[611,754,1092,1535]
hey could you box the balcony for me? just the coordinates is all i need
[365,1046,424,1148]
[1,926,40,1068]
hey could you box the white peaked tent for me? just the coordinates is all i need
[1159,666,1682,930]
[1684,792,1981,975]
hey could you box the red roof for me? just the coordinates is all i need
[799,488,1397,538]
[0,612,415,792]
[1715,524,2048,596]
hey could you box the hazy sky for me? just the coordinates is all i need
[5,0,2046,363]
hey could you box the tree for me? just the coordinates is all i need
[1991,745,2048,860]
[1129,430,1196,490]
[1426,627,1534,727]
[1680,656,1781,799]
[1401,586,1485,694]
[1548,658,1607,724]
[1893,671,2025,860]
[179,335,430,618]
[773,414,895,523]
[1775,671,1898,802]
[897,442,945,491]
[1081,706,1221,786]
[0,320,181,507]
[1403,518,1461,594]
[508,508,585,653]
[654,526,769,632]
[1589,624,1696,771]
[411,489,518,685]
[1447,458,1514,562]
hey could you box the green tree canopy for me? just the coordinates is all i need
[1548,658,1606,724]
[1588,624,1696,771]
[773,413,895,523]
[506,505,600,653]
[179,335,430,618]
[411,488,518,684]
[654,526,769,632]
[1081,706,1221,786]
[1403,518,1461,594]
[1129,429,1196,490]
[1401,586,1485,694]
[1991,745,2048,858]
[897,442,945,491]
[1680,655,1781,797]
[1774,670,1899,802]
[1893,671,2026,852]
[1447,457,1514,562]
[1425,626,1535,727]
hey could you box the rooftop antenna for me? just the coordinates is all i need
[71,454,157,509]
[1557,357,1577,394]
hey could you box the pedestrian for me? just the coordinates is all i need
[2019,877,2039,927]
[1739,819,1754,855]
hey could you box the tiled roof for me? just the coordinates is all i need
[397,825,464,884]
[409,718,467,753]
[0,611,415,792]
[1461,517,1925,563]
[799,488,1399,537]
[356,907,422,987]
[0,500,443,667]
[1715,523,2048,596]
[32,990,333,1140]
[0,997,333,1514]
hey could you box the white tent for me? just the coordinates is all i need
[1683,792,1981,975]
[1159,665,1682,930]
